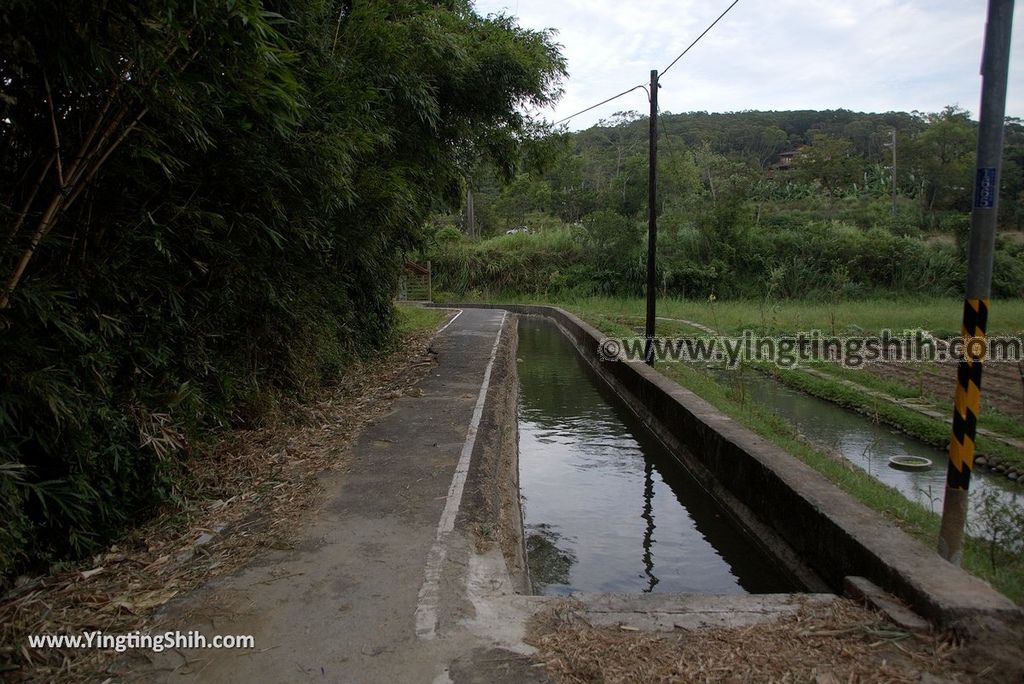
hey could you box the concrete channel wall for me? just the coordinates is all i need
[437,304,1019,625]
[457,316,532,594]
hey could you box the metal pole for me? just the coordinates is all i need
[891,128,897,217]
[644,69,659,366]
[938,0,1014,565]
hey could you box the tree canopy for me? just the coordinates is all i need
[0,0,565,579]
[452,107,1024,234]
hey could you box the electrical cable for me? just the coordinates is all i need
[660,0,740,78]
[550,0,741,126]
[553,84,647,125]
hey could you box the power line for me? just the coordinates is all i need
[656,102,689,201]
[550,0,741,127]
[553,84,647,125]
[657,102,681,161]
[661,0,741,78]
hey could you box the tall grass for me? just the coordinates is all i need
[427,216,1024,303]
[430,224,646,298]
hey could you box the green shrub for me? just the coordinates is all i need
[434,225,465,244]
[427,211,1020,302]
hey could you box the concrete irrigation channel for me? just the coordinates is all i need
[702,366,1024,540]
[515,316,798,596]
[433,304,1018,626]
[132,305,1019,683]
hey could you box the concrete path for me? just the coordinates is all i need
[128,306,846,683]
[134,308,536,683]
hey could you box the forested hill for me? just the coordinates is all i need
[427,106,1024,302]
[582,109,924,164]
[455,106,1024,233]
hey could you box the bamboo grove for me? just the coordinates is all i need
[0,0,566,579]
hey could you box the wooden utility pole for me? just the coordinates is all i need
[644,70,659,366]
[465,186,476,238]
[938,0,1014,565]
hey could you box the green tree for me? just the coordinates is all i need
[657,144,701,212]
[999,117,1024,230]
[495,173,554,227]
[0,0,565,578]
[792,132,861,199]
[580,209,642,291]
[907,106,976,219]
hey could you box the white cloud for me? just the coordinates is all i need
[475,0,1024,129]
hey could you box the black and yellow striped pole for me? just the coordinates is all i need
[938,0,1014,565]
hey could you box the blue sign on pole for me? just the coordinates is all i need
[974,167,997,209]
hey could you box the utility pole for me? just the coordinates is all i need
[465,186,476,238]
[890,128,897,216]
[938,0,1014,565]
[644,70,659,366]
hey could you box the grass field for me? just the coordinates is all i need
[396,303,447,336]
[533,295,1024,337]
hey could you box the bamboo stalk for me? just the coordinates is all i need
[64,108,148,210]
[0,105,147,309]
[1,26,197,309]
[0,191,66,309]
[65,78,125,184]
[43,74,64,186]
[4,155,55,245]
[63,103,132,192]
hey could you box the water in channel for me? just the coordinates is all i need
[516,317,796,596]
[707,367,1023,538]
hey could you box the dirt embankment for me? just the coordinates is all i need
[863,359,1024,418]
[527,597,1024,684]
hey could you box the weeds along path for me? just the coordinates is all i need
[0,312,450,682]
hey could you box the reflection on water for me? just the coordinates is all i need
[525,524,575,589]
[641,459,657,592]
[708,368,1023,538]
[517,318,795,595]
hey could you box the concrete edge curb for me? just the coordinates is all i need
[454,315,531,595]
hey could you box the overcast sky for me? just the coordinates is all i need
[473,0,1024,130]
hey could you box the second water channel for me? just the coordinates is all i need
[705,367,1023,539]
